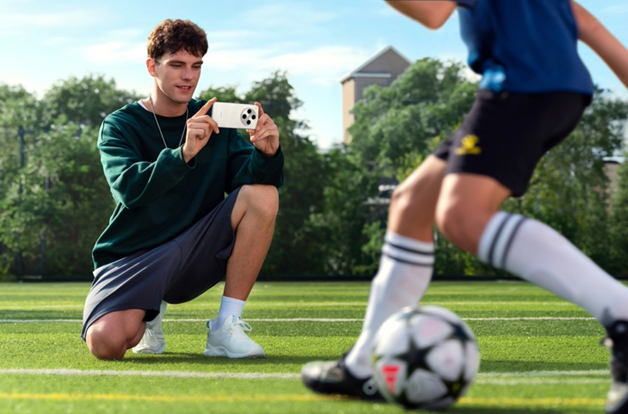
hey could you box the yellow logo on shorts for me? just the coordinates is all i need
[455,134,482,155]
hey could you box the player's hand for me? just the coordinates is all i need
[182,98,220,163]
[247,102,280,157]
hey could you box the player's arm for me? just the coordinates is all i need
[572,1,628,89]
[385,0,457,30]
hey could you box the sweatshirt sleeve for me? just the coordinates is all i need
[225,129,284,193]
[98,118,195,208]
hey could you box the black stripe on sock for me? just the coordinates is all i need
[383,252,434,267]
[488,214,513,267]
[386,242,434,256]
[500,216,527,268]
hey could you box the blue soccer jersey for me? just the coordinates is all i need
[455,0,593,95]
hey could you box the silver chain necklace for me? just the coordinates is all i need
[148,96,188,149]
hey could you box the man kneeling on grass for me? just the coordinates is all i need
[81,19,283,360]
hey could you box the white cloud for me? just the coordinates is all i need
[0,9,107,34]
[206,42,374,87]
[81,41,146,64]
[266,46,374,86]
[239,2,339,32]
[601,5,628,14]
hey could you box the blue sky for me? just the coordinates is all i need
[2,0,627,150]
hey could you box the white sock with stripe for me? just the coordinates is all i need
[344,232,434,378]
[478,212,628,325]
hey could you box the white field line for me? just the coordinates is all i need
[0,369,609,385]
[0,316,595,323]
[0,369,299,380]
[0,316,595,324]
[0,302,578,310]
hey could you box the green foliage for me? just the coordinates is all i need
[307,148,379,274]
[349,58,476,174]
[0,78,129,276]
[41,75,139,128]
[610,156,628,276]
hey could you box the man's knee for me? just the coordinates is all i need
[239,185,279,219]
[86,323,129,360]
[85,310,145,360]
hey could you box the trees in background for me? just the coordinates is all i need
[0,77,136,277]
[1,61,627,278]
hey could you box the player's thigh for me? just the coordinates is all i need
[389,155,447,223]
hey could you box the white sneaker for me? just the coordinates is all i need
[132,301,167,354]
[203,316,265,358]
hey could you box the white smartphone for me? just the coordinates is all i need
[211,102,259,130]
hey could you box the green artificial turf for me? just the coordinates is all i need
[0,281,615,413]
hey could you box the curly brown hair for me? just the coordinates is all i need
[147,19,208,60]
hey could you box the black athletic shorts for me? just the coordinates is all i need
[81,187,240,340]
[433,90,591,197]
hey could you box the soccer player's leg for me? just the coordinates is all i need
[438,169,628,414]
[301,155,446,400]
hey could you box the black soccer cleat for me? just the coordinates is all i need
[301,358,384,402]
[603,320,628,414]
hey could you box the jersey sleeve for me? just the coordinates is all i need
[98,117,195,209]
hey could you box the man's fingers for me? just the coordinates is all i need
[193,97,217,118]
[257,113,273,128]
[255,102,264,118]
[207,117,220,135]
[250,126,277,142]
[188,117,219,135]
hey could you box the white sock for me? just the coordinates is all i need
[214,296,246,330]
[478,212,628,325]
[344,232,434,378]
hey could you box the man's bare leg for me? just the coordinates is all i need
[224,184,279,300]
[204,184,279,358]
[86,309,146,360]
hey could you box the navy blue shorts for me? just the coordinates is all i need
[433,90,590,197]
[81,188,240,340]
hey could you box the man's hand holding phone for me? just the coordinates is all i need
[247,102,280,157]
[182,98,219,163]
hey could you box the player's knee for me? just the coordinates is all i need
[435,203,467,247]
[389,184,418,216]
[390,185,409,211]
[241,185,279,220]
[86,325,128,360]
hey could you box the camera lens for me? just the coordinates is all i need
[252,115,256,120]
[247,109,252,114]
[242,114,247,119]
[247,120,251,125]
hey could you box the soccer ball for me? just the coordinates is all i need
[371,305,480,410]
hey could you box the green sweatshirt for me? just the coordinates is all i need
[92,99,284,269]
